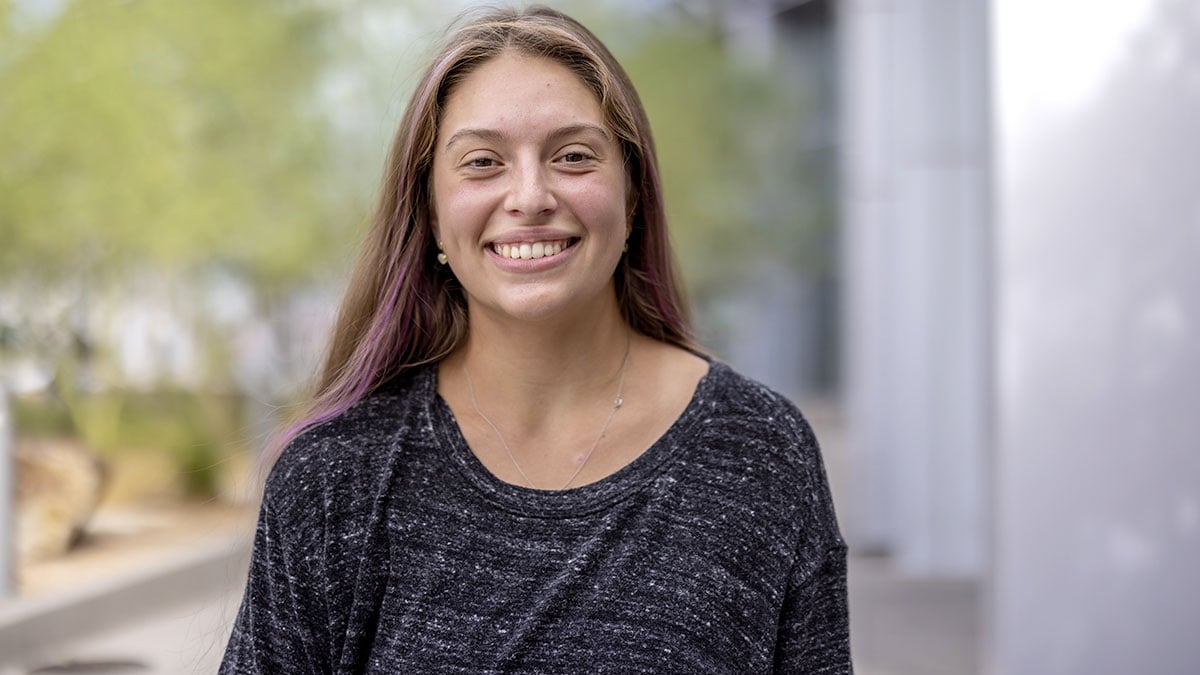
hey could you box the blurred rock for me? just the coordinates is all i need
[15,437,107,561]
[102,450,183,505]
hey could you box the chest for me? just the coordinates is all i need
[363,488,794,672]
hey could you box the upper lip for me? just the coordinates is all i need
[485,228,578,247]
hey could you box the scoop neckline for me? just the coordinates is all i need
[425,357,722,519]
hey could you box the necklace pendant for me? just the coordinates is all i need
[614,397,623,408]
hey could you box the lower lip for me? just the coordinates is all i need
[487,242,578,272]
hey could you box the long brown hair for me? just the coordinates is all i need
[267,5,694,465]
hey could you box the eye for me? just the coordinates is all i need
[467,156,496,168]
[557,149,596,165]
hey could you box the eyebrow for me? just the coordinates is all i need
[443,123,612,151]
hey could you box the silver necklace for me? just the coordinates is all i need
[462,334,631,490]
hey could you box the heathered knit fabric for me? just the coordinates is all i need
[220,359,851,673]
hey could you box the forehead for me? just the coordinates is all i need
[438,52,608,143]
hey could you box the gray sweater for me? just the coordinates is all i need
[221,360,851,673]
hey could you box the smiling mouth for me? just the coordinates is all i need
[490,238,577,260]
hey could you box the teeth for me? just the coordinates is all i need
[493,239,570,260]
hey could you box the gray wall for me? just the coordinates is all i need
[989,1,1200,672]
[842,0,1200,671]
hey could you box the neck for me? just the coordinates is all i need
[444,293,631,423]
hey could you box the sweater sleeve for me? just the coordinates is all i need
[772,543,852,673]
[771,401,853,673]
[220,449,333,674]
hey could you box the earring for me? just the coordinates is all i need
[623,225,632,253]
[436,241,448,265]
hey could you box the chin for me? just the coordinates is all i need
[495,297,576,324]
[476,283,616,326]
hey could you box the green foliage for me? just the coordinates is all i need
[0,0,349,284]
[11,391,76,437]
[14,386,244,498]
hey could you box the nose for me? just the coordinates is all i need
[503,160,557,218]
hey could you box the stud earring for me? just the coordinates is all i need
[436,241,448,265]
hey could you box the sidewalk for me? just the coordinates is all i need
[850,555,980,675]
[0,503,254,674]
[804,398,982,675]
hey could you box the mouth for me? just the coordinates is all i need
[490,238,578,260]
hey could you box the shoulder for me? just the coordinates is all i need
[683,360,841,544]
[696,360,821,466]
[262,367,434,515]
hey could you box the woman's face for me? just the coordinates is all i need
[431,51,629,326]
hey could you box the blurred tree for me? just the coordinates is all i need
[0,0,347,286]
[0,0,352,497]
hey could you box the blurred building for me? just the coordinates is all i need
[840,0,1200,673]
[717,0,841,399]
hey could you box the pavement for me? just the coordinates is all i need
[807,398,982,675]
[0,504,253,674]
[850,555,980,675]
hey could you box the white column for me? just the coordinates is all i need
[839,0,990,575]
[989,1,1200,672]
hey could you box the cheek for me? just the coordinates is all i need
[571,176,629,236]
[433,182,493,240]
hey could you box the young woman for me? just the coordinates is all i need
[221,6,850,673]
